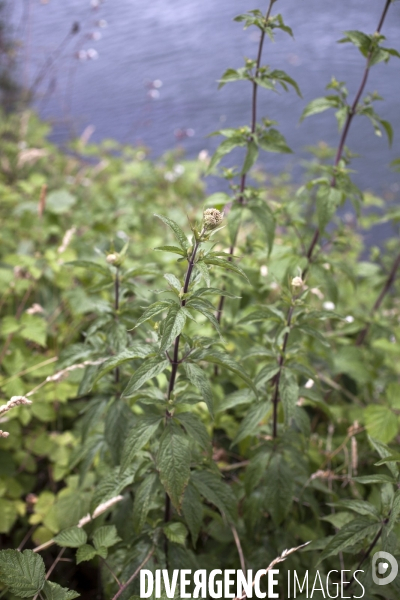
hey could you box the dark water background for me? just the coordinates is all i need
[6,0,400,231]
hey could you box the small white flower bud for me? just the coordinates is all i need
[323,301,335,311]
[106,253,119,264]
[291,276,303,288]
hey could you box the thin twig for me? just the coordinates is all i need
[17,525,37,551]
[102,558,122,587]
[111,547,155,600]
[232,541,310,600]
[231,525,246,573]
[32,548,66,600]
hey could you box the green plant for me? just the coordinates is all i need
[1,1,400,599]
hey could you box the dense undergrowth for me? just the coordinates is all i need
[1,1,400,599]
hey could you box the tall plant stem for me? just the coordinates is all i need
[164,238,201,553]
[114,267,120,385]
[167,240,200,401]
[216,0,276,326]
[269,0,393,435]
[303,0,391,276]
[271,304,294,438]
[356,250,400,345]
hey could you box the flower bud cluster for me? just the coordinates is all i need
[203,208,224,230]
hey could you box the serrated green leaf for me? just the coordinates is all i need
[369,436,399,479]
[134,300,176,329]
[121,415,163,473]
[104,400,134,467]
[92,525,121,550]
[53,526,87,548]
[160,304,186,352]
[365,406,398,444]
[155,214,190,250]
[317,185,343,231]
[241,140,259,174]
[183,362,213,416]
[76,544,97,564]
[182,483,203,547]
[300,97,340,121]
[258,128,292,154]
[269,69,301,97]
[185,298,222,338]
[329,500,380,519]
[194,261,211,287]
[191,470,237,523]
[43,581,80,600]
[203,257,249,281]
[66,260,111,277]
[353,474,395,485]
[264,454,294,525]
[192,287,240,300]
[0,549,45,598]
[255,365,280,388]
[239,306,285,324]
[91,345,152,388]
[232,401,270,445]
[247,201,275,255]
[90,465,138,513]
[375,454,400,465]
[279,369,299,425]
[123,357,169,396]
[157,423,191,512]
[387,490,400,535]
[154,246,186,256]
[339,30,371,53]
[133,473,159,533]
[176,413,211,452]
[164,273,182,292]
[207,137,246,172]
[163,522,188,545]
[200,350,257,396]
[318,517,380,563]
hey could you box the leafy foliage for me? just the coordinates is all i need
[1,2,400,599]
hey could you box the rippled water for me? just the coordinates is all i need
[7,0,400,208]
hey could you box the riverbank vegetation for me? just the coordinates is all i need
[1,1,400,599]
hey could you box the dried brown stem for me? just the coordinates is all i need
[231,524,246,573]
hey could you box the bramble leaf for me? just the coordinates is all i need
[92,525,121,550]
[0,549,45,598]
[53,526,87,548]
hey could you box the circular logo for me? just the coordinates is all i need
[372,551,398,586]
